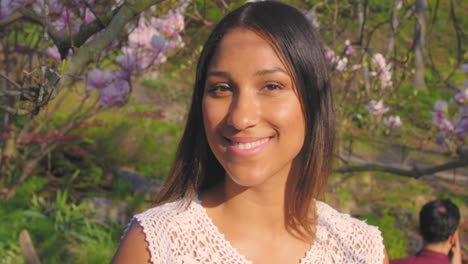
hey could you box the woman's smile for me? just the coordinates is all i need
[225,136,272,156]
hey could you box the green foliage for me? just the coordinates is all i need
[362,209,409,259]
[0,176,121,263]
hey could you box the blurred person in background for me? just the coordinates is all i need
[391,199,462,264]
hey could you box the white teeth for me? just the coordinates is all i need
[233,138,269,149]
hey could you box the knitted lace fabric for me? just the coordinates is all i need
[125,198,385,264]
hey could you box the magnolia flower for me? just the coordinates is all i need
[460,105,468,116]
[345,45,355,56]
[99,80,130,107]
[435,132,450,149]
[128,25,160,50]
[371,53,392,88]
[46,46,61,62]
[86,69,113,90]
[83,9,96,24]
[0,0,27,19]
[325,50,336,64]
[166,35,184,51]
[154,11,185,36]
[351,64,362,71]
[452,88,468,104]
[335,57,348,72]
[434,100,448,112]
[455,117,468,135]
[372,53,387,69]
[383,115,402,130]
[116,48,138,72]
[114,70,129,81]
[52,11,80,36]
[365,100,389,116]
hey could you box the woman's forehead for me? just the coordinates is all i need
[207,28,289,74]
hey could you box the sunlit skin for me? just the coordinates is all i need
[201,27,309,264]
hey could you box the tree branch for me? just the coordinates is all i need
[0,72,22,90]
[56,0,164,93]
[0,105,30,115]
[334,158,468,178]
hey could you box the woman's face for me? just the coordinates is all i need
[202,28,306,188]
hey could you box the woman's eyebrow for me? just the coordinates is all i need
[254,67,288,76]
[206,71,231,78]
[207,67,288,78]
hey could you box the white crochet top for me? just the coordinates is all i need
[126,198,385,264]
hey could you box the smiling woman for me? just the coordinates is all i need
[112,1,389,264]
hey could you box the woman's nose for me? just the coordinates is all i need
[226,91,260,131]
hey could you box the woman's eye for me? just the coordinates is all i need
[207,84,232,96]
[264,83,282,91]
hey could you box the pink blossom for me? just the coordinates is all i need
[434,100,448,112]
[49,0,64,13]
[452,88,468,104]
[365,100,389,116]
[53,11,80,36]
[325,50,336,64]
[383,115,402,130]
[455,117,468,135]
[114,70,129,81]
[99,80,130,107]
[0,0,26,19]
[166,35,184,51]
[46,45,73,61]
[86,69,113,90]
[116,50,137,72]
[154,11,184,36]
[372,53,387,69]
[439,119,456,133]
[435,132,450,149]
[128,25,160,50]
[371,53,392,88]
[430,101,455,133]
[459,105,468,116]
[83,9,96,24]
[345,45,355,56]
[351,64,362,71]
[335,57,348,72]
[46,46,61,62]
[116,46,163,73]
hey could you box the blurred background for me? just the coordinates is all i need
[0,0,466,263]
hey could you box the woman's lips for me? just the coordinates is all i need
[225,136,272,156]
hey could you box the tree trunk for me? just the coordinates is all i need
[413,0,427,90]
[386,0,401,58]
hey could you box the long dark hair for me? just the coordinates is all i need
[155,0,335,239]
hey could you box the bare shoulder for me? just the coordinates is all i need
[111,221,151,264]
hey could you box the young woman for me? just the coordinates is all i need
[112,1,389,263]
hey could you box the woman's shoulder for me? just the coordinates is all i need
[313,200,385,263]
[120,198,202,263]
[134,198,191,222]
